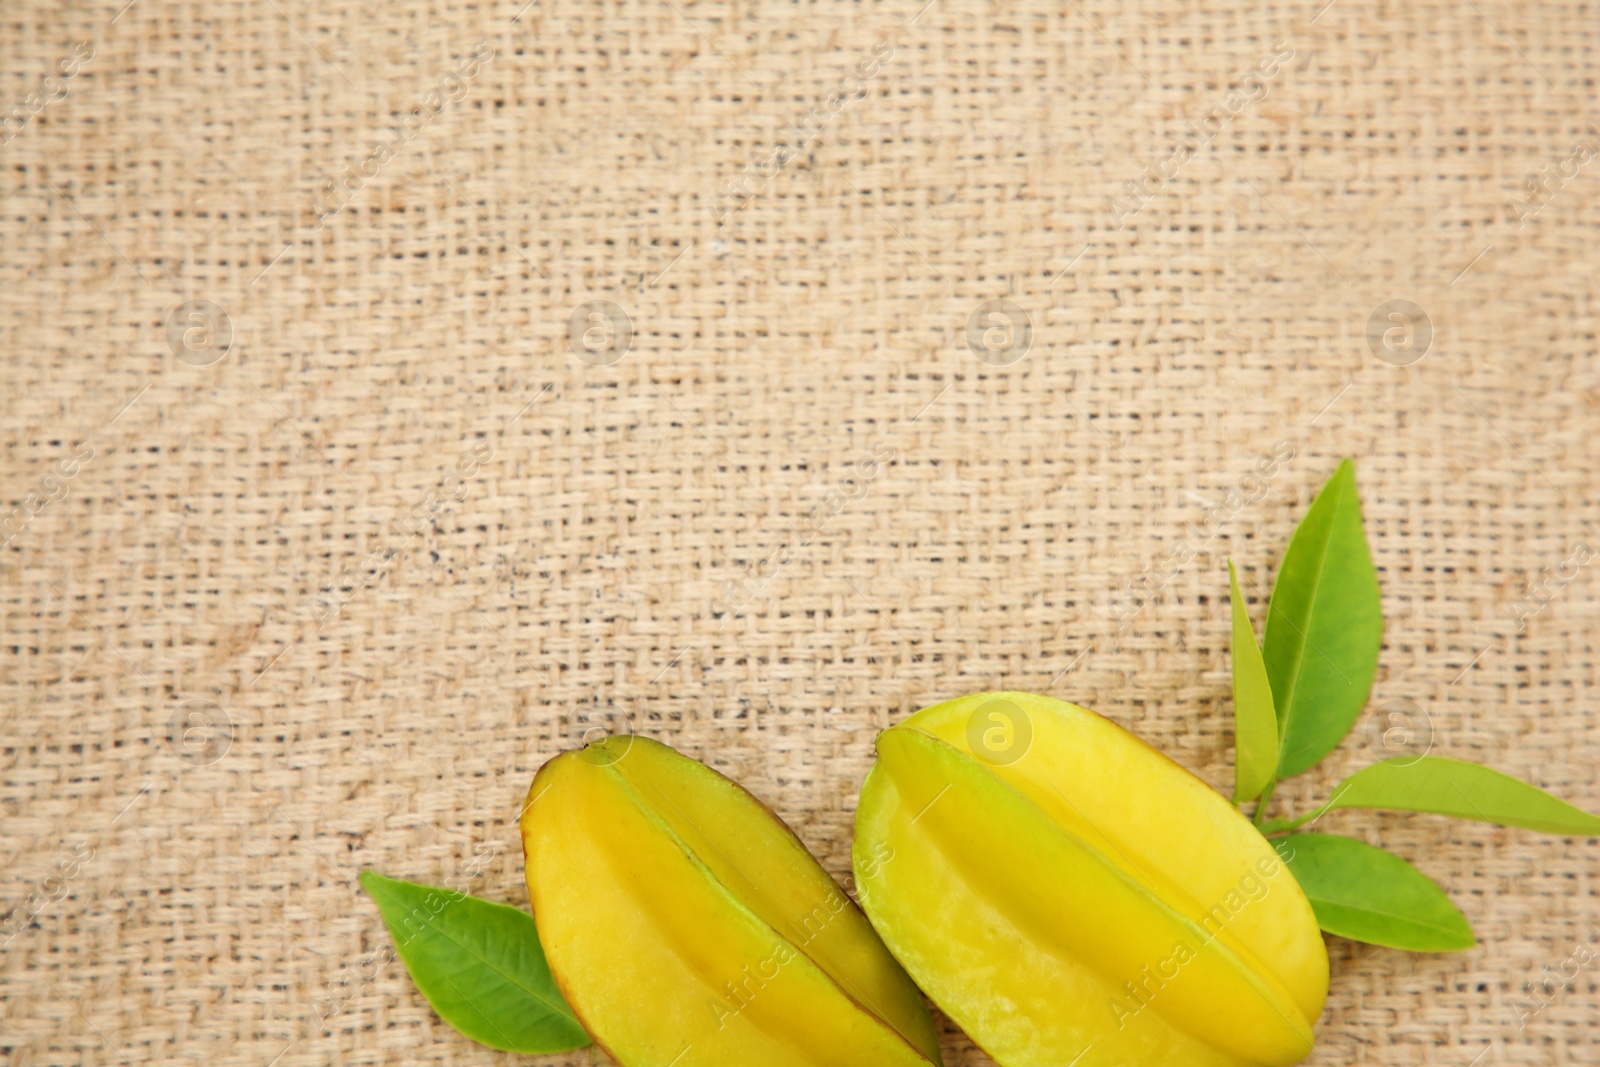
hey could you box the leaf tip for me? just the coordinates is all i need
[358,868,396,900]
[1436,920,1478,953]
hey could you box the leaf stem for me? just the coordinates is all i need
[1252,779,1277,826]
[1258,802,1335,837]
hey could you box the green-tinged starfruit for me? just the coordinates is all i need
[523,735,943,1067]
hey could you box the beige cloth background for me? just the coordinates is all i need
[2,0,1597,1062]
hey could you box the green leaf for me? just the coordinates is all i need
[359,870,590,1054]
[1275,833,1474,952]
[1228,560,1279,804]
[1326,756,1600,835]
[1262,459,1383,778]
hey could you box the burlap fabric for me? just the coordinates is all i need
[2,0,1597,1062]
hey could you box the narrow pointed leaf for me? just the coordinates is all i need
[1262,459,1383,778]
[1326,756,1600,835]
[360,870,590,1054]
[1229,560,1279,804]
[1276,833,1474,952]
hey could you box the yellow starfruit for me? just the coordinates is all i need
[853,692,1328,1067]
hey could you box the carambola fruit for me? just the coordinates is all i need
[522,735,943,1067]
[853,691,1329,1067]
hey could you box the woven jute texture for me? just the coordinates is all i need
[2,0,1598,1062]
